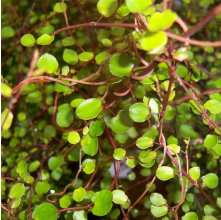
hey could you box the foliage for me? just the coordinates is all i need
[1,0,221,219]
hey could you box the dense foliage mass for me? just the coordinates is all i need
[1,0,221,219]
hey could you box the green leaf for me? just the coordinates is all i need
[204,205,217,216]
[48,155,64,170]
[110,110,134,133]
[95,51,110,65]
[62,36,75,47]
[44,125,56,139]
[56,107,74,127]
[16,161,27,176]
[97,0,118,17]
[11,198,21,209]
[217,197,221,209]
[204,134,218,149]
[138,31,168,52]
[150,193,166,206]
[82,135,98,156]
[1,26,15,39]
[182,212,198,220]
[53,2,67,12]
[139,150,157,163]
[109,53,134,77]
[204,100,221,114]
[73,210,87,220]
[51,167,62,180]
[63,49,78,65]
[126,0,153,13]
[78,52,94,62]
[73,187,86,202]
[202,173,218,189]
[71,98,85,108]
[189,167,200,180]
[176,64,188,78]
[37,53,59,74]
[164,106,176,120]
[102,39,112,47]
[112,190,128,204]
[59,195,71,209]
[76,98,103,120]
[1,108,13,130]
[113,148,126,160]
[129,103,149,122]
[68,131,80,144]
[92,190,113,216]
[9,183,25,199]
[1,82,12,97]
[203,216,217,220]
[136,137,153,149]
[32,203,57,220]
[151,205,168,217]
[35,181,50,195]
[188,100,203,115]
[89,119,105,137]
[167,144,180,155]
[156,166,174,181]
[148,10,177,32]
[117,3,130,16]
[126,158,137,168]
[21,34,36,47]
[37,34,54,45]
[29,160,41,172]
[83,161,95,174]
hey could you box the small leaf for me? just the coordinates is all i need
[37,34,54,45]
[95,51,110,65]
[53,2,67,12]
[138,31,168,52]
[59,195,71,209]
[29,160,41,172]
[21,34,36,47]
[48,155,64,170]
[201,173,218,189]
[73,187,86,202]
[188,100,203,115]
[32,203,57,220]
[126,0,153,13]
[189,167,200,180]
[113,148,126,160]
[139,150,157,163]
[167,144,180,155]
[1,26,15,39]
[82,135,98,156]
[78,52,94,62]
[182,212,198,220]
[89,119,105,137]
[9,183,25,199]
[92,190,113,216]
[129,103,149,122]
[151,205,168,217]
[164,106,176,120]
[62,36,75,47]
[156,166,174,181]
[44,125,56,139]
[136,137,153,149]
[37,53,59,74]
[16,161,27,176]
[112,190,128,204]
[150,193,166,206]
[117,3,130,16]
[1,108,13,130]
[109,53,134,77]
[83,161,95,174]
[1,82,12,97]
[126,158,137,168]
[97,0,118,17]
[102,39,112,47]
[56,107,74,127]
[35,181,50,195]
[204,100,221,114]
[73,210,87,220]
[68,131,80,144]
[76,98,103,120]
[204,134,218,149]
[63,49,78,65]
[71,98,85,108]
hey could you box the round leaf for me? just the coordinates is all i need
[1,82,12,97]
[35,181,50,195]
[129,103,149,122]
[53,3,67,12]
[136,137,153,149]
[73,210,87,220]
[78,52,94,62]
[37,34,54,45]
[62,37,75,47]
[16,161,27,176]
[63,49,78,65]
[37,53,58,74]
[21,34,36,47]
[73,187,86,202]
[150,193,166,206]
[76,98,103,120]
[56,107,74,127]
[68,131,80,144]
[29,160,40,172]
[9,183,25,199]
[156,166,174,181]
[59,195,71,209]
[92,190,113,216]
[82,135,98,156]
[151,205,168,217]
[1,26,15,38]
[97,0,118,17]
[202,173,218,189]
[189,167,200,180]
[89,119,105,137]
[204,134,218,149]
[109,53,134,77]
[126,0,152,13]
[95,51,110,65]
[32,203,57,220]
[1,108,13,130]
[83,162,95,174]
[138,31,168,52]
[48,155,64,170]
[204,100,221,114]
[182,212,198,220]
[167,144,180,155]
[113,148,126,160]
[112,190,128,204]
